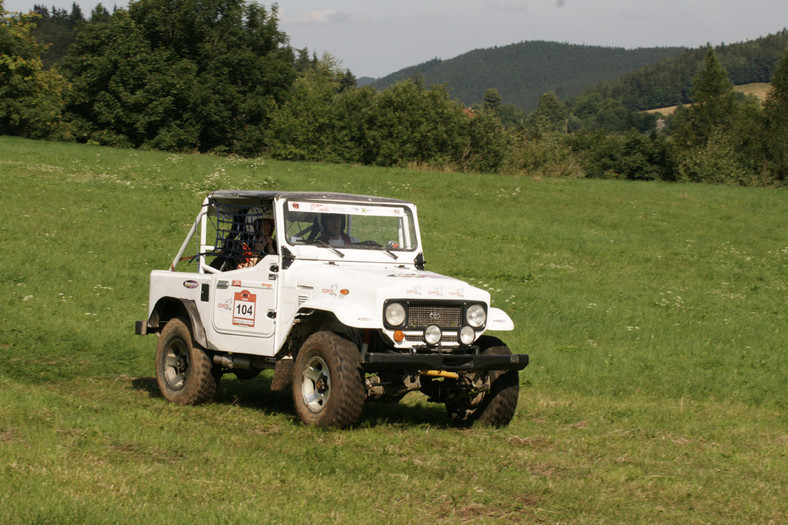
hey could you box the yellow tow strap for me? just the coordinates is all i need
[420,370,459,379]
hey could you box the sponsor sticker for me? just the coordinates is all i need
[183,280,199,289]
[217,299,232,312]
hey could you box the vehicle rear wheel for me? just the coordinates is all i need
[292,331,365,428]
[155,317,217,405]
[446,338,520,427]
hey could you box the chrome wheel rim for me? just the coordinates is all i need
[164,339,188,390]
[301,356,330,413]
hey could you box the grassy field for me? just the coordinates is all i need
[1,136,786,523]
[645,82,771,115]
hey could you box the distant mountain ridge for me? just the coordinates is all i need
[370,41,686,112]
[594,29,788,110]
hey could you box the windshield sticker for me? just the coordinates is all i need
[288,201,404,217]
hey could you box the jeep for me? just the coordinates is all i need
[136,191,528,427]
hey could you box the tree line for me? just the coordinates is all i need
[1,0,786,185]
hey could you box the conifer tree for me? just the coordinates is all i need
[691,47,736,130]
[673,47,736,148]
[483,88,502,113]
[763,47,788,180]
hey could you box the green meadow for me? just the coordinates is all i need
[0,136,786,523]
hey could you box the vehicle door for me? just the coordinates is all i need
[210,254,279,341]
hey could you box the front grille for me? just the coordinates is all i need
[408,305,462,329]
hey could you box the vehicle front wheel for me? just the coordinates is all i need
[155,317,217,405]
[292,331,365,428]
[446,337,520,427]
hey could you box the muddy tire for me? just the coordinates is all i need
[155,318,217,405]
[292,331,365,428]
[446,337,520,427]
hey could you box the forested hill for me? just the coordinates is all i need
[371,41,685,112]
[593,29,788,110]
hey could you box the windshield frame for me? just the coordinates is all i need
[280,198,420,257]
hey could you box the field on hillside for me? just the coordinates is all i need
[1,136,786,523]
[645,82,771,115]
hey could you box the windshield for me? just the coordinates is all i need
[283,200,418,252]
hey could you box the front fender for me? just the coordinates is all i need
[487,307,514,331]
[298,297,381,329]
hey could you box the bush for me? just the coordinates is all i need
[570,130,675,181]
[676,130,762,185]
[462,109,510,173]
[506,131,583,178]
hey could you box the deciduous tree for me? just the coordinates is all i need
[61,0,295,154]
[529,91,568,133]
[0,1,70,139]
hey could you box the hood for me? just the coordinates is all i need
[294,263,490,303]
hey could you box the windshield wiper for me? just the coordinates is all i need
[315,240,345,257]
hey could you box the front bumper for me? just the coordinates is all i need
[362,352,528,372]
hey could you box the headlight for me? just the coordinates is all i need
[424,325,441,345]
[466,304,486,328]
[459,326,476,345]
[385,302,406,327]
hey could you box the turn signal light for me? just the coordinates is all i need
[393,330,405,343]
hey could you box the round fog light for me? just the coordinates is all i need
[459,326,475,345]
[424,325,441,345]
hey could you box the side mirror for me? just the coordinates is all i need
[414,252,425,270]
[281,247,296,269]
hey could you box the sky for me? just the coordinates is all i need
[7,0,788,79]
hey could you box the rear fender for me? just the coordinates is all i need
[149,297,208,347]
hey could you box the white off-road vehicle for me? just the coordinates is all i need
[136,191,528,427]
